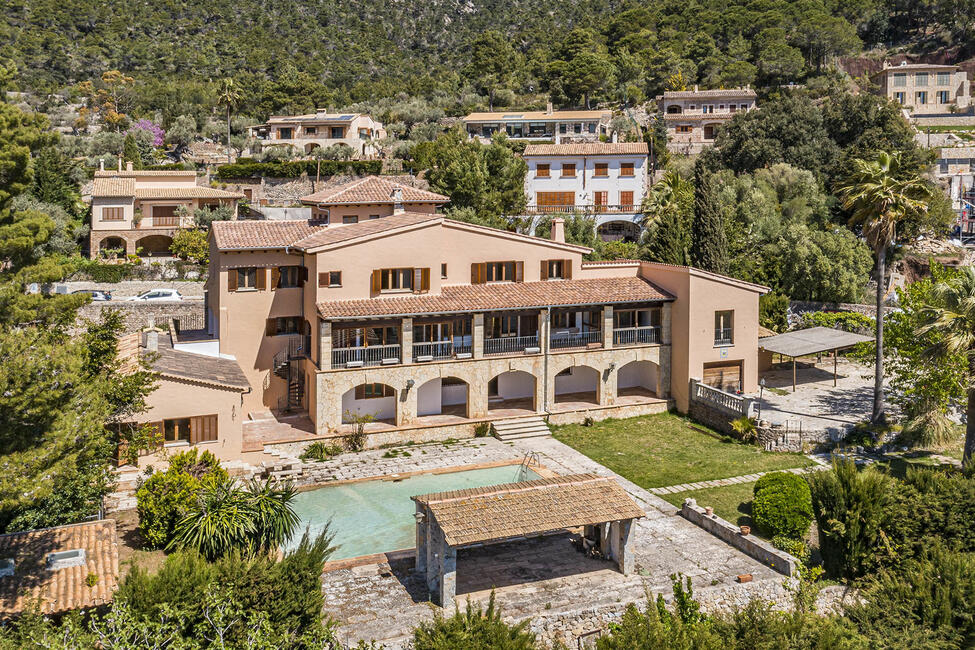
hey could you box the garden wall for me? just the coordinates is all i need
[77,300,205,334]
[789,300,877,317]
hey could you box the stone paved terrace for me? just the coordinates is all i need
[320,436,789,648]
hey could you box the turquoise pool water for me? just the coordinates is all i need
[287,464,541,559]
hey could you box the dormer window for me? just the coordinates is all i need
[47,549,86,571]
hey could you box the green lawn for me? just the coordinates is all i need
[660,481,758,530]
[551,412,815,488]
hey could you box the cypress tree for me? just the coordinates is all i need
[690,160,728,274]
[122,133,141,170]
[641,209,690,266]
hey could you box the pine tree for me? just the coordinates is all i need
[689,160,728,274]
[122,133,141,169]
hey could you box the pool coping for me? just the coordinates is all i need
[315,460,559,573]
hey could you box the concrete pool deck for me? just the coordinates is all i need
[319,436,793,648]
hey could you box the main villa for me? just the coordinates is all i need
[130,210,765,467]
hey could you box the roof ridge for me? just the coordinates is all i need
[416,473,604,504]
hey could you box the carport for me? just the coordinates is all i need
[759,326,874,391]
[412,474,645,606]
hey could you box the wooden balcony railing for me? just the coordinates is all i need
[525,204,640,215]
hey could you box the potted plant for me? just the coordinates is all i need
[132,208,143,229]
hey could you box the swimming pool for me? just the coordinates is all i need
[287,464,541,559]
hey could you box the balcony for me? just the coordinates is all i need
[550,330,602,350]
[331,344,401,369]
[484,335,540,356]
[614,326,661,346]
[412,340,473,362]
[714,328,733,346]
[525,204,640,215]
[134,216,193,229]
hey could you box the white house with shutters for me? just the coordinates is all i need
[522,142,649,243]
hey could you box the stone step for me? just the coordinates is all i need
[492,416,551,441]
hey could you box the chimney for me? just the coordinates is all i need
[551,217,565,243]
[611,130,618,143]
[390,187,405,214]
[145,329,158,352]
[117,157,122,172]
[694,84,699,92]
[546,101,553,115]
[126,161,134,172]
[99,158,105,171]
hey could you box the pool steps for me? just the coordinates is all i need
[491,416,552,441]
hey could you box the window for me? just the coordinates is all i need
[379,268,413,291]
[938,90,951,104]
[676,125,692,133]
[228,267,264,292]
[559,124,567,134]
[937,71,951,85]
[334,326,400,348]
[574,123,582,134]
[536,163,550,178]
[894,92,906,104]
[593,191,608,209]
[729,105,737,113]
[740,104,749,110]
[164,418,191,443]
[561,163,576,177]
[703,125,716,140]
[274,265,304,289]
[703,105,714,114]
[620,191,634,209]
[893,73,907,87]
[342,215,358,224]
[318,270,342,287]
[101,207,124,221]
[620,162,634,177]
[485,261,516,282]
[279,127,293,139]
[359,129,370,140]
[488,315,519,338]
[916,91,928,104]
[594,162,609,177]
[305,126,318,135]
[266,316,303,336]
[714,310,734,345]
[330,126,344,138]
[552,311,577,329]
[369,214,380,220]
[588,122,596,133]
[536,192,575,209]
[441,263,447,278]
[355,383,394,399]
[915,72,929,86]
[541,259,572,280]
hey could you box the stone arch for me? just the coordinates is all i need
[617,360,659,399]
[304,142,321,154]
[666,104,683,114]
[417,376,469,418]
[597,220,641,243]
[553,364,600,405]
[97,236,127,257]
[488,370,536,411]
[135,234,174,257]
[341,382,397,424]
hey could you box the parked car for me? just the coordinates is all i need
[125,289,183,302]
[70,289,112,301]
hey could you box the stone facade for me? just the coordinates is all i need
[77,300,205,334]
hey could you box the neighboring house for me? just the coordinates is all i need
[0,520,118,615]
[88,163,243,257]
[657,87,758,155]
[871,62,971,115]
[248,112,386,157]
[123,214,769,467]
[299,176,448,223]
[463,105,612,141]
[521,142,649,242]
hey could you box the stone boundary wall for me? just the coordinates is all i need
[789,300,877,317]
[77,300,205,333]
[912,115,975,127]
[756,424,832,452]
[688,400,737,436]
[681,498,798,576]
[61,280,206,298]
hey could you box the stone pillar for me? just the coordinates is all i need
[472,313,484,360]
[614,519,636,575]
[658,346,672,399]
[601,362,617,406]
[124,235,137,256]
[415,504,428,574]
[318,320,332,369]
[401,318,413,363]
[602,305,614,349]
[661,303,673,345]
[540,308,550,355]
[540,308,551,412]
[426,520,440,595]
[438,544,457,607]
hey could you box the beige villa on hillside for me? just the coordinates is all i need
[126,209,766,469]
[248,112,386,157]
[299,176,449,223]
[88,164,243,257]
[463,107,612,141]
[657,87,757,154]
[870,62,971,115]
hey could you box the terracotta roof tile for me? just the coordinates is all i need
[658,88,757,99]
[292,212,442,250]
[464,110,611,121]
[318,276,671,319]
[524,143,648,156]
[413,474,645,547]
[0,520,119,615]
[94,170,197,178]
[135,187,244,200]
[300,177,448,205]
[91,176,135,197]
[152,348,251,391]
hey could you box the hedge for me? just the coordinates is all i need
[214,159,382,179]
[752,471,814,540]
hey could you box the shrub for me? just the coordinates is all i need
[215,159,382,179]
[752,471,813,540]
[412,592,535,650]
[135,449,227,549]
[771,535,810,564]
[299,441,343,462]
[343,411,373,451]
[798,310,874,333]
[473,422,491,438]
[170,228,209,265]
[730,416,758,443]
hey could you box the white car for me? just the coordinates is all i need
[125,289,183,302]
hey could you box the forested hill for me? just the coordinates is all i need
[3,0,973,120]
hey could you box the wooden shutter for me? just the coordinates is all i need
[620,191,634,208]
[471,262,485,284]
[413,267,422,291]
[193,414,217,442]
[515,261,524,283]
[265,318,277,336]
[256,268,267,290]
[271,267,281,290]
[384,384,395,397]
[227,269,237,292]
[319,272,328,288]
[372,269,382,293]
[355,385,365,400]
[420,268,430,291]
[564,259,573,279]
[540,260,549,280]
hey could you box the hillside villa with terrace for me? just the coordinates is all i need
[657,87,757,154]
[87,162,243,257]
[248,111,386,157]
[521,142,649,242]
[123,211,765,469]
[299,176,449,223]
[463,105,612,141]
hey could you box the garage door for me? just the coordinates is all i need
[703,362,741,393]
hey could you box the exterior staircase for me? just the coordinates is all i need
[491,416,552,441]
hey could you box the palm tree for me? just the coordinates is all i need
[836,151,932,425]
[641,170,689,229]
[920,266,975,466]
[216,78,241,164]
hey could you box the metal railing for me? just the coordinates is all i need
[412,340,454,361]
[613,326,661,346]
[525,204,640,215]
[714,328,733,345]
[484,335,539,356]
[550,330,602,350]
[331,343,401,369]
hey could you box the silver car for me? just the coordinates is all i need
[125,289,183,302]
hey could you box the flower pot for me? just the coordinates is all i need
[739,525,751,536]
[705,507,714,516]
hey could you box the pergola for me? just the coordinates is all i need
[412,473,645,606]
[759,326,875,392]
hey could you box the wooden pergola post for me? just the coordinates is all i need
[833,348,838,387]
[792,356,796,392]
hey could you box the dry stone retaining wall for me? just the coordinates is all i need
[77,300,205,333]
